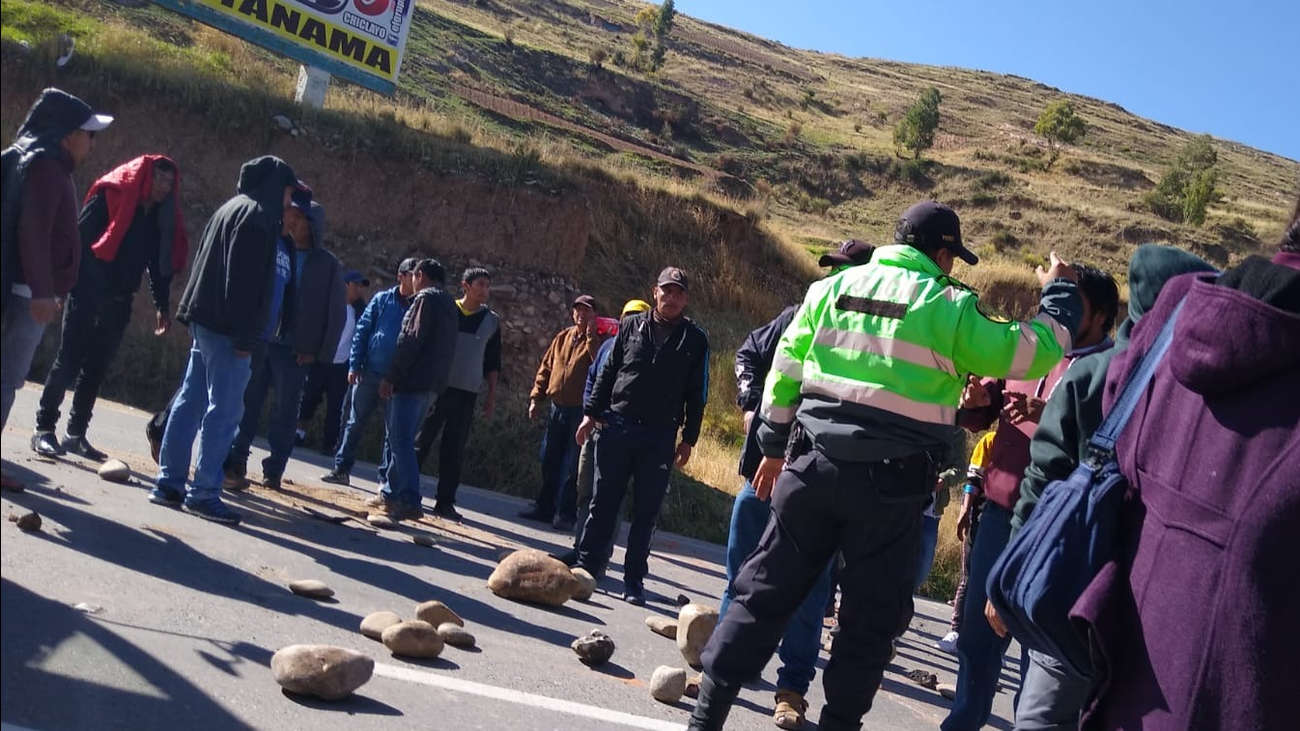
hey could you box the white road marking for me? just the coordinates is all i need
[372,662,685,731]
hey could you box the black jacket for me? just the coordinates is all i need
[175,156,297,352]
[75,191,171,312]
[585,311,710,445]
[276,202,345,363]
[734,305,797,480]
[386,286,458,393]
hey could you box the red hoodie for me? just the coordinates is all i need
[84,155,187,273]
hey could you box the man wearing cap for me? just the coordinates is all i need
[149,156,301,525]
[687,201,1084,731]
[322,257,419,486]
[555,297,651,568]
[414,266,501,521]
[1,88,111,489]
[32,154,183,463]
[522,293,607,529]
[369,258,459,521]
[298,269,370,454]
[721,239,875,729]
[223,188,345,492]
[573,267,710,605]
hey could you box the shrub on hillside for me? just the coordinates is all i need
[893,86,942,158]
[1034,99,1086,168]
[1146,135,1219,226]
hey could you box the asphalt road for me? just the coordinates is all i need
[2,384,1018,730]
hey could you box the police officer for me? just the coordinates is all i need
[688,200,1083,731]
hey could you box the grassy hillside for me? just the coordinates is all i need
[3,0,1295,598]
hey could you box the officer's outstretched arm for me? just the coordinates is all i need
[951,277,1082,381]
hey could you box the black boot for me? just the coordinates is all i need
[687,674,740,731]
[816,709,864,731]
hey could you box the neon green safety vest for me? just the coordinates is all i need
[761,244,1073,431]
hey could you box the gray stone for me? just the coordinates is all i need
[12,511,41,532]
[645,615,678,640]
[676,603,719,669]
[288,580,334,599]
[570,567,596,601]
[367,513,398,529]
[359,610,402,640]
[649,665,687,703]
[570,629,614,666]
[412,532,437,547]
[97,459,130,483]
[381,620,444,658]
[685,674,701,699]
[905,669,938,689]
[437,622,476,649]
[415,600,463,627]
[271,645,373,700]
[487,549,581,607]
[938,683,956,700]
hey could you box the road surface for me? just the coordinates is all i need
[2,384,1018,730]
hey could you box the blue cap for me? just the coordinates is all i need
[343,270,369,286]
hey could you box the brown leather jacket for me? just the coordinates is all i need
[530,325,605,408]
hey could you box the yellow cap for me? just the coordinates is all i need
[621,299,651,316]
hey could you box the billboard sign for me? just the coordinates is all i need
[152,0,415,94]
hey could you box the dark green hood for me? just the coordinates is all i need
[1118,244,1216,340]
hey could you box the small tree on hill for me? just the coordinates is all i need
[893,87,942,158]
[1034,99,1086,168]
[1145,134,1219,226]
[630,1,675,72]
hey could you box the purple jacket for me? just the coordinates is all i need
[1074,254,1300,730]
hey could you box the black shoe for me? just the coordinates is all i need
[31,431,65,457]
[552,515,575,532]
[321,470,350,486]
[223,465,249,491]
[554,550,579,566]
[148,485,184,507]
[623,583,646,606]
[517,506,554,523]
[432,502,462,521]
[262,475,282,491]
[61,434,107,462]
[688,674,741,731]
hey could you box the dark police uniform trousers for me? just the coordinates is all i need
[701,432,931,728]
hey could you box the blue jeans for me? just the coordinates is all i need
[227,343,307,479]
[379,390,431,509]
[156,324,253,501]
[535,403,582,519]
[719,480,833,695]
[942,503,1027,731]
[914,513,941,592]
[0,292,47,429]
[333,371,383,475]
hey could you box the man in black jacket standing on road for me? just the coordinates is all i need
[572,266,710,605]
[149,156,299,525]
[369,258,458,522]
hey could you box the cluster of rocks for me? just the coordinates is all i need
[641,602,719,704]
[363,600,476,658]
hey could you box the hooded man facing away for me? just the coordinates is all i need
[1,88,112,491]
[224,192,344,492]
[149,155,300,525]
[33,155,188,462]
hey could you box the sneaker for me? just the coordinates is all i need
[321,470,350,486]
[223,472,250,491]
[936,631,959,654]
[364,494,389,509]
[517,505,554,523]
[182,497,242,525]
[385,502,423,522]
[31,431,64,457]
[431,502,463,521]
[261,475,282,491]
[773,690,808,730]
[552,515,575,532]
[148,485,183,506]
[61,434,107,461]
[623,583,646,606]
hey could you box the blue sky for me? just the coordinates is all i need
[682,0,1299,161]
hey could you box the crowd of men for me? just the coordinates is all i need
[3,87,1296,731]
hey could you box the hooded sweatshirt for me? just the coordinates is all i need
[175,156,297,352]
[273,200,345,363]
[1010,245,1216,535]
[1,89,95,305]
[1074,251,1300,731]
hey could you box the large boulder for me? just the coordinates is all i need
[415,600,463,627]
[569,568,596,601]
[359,611,402,640]
[271,645,373,700]
[650,665,687,703]
[487,549,582,606]
[676,603,719,669]
[381,620,444,658]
